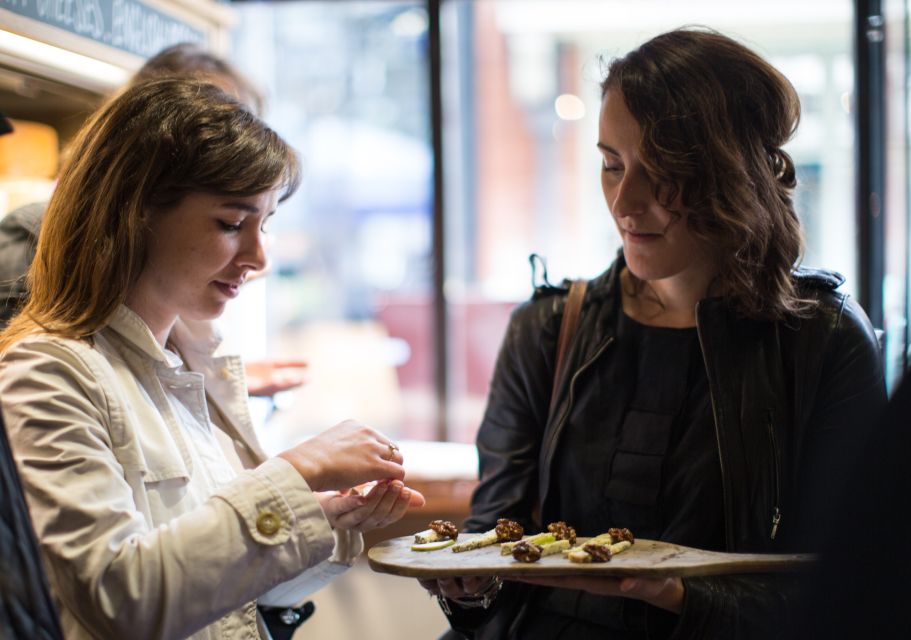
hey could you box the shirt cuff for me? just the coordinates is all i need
[329,528,364,565]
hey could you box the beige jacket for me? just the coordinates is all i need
[0,306,360,639]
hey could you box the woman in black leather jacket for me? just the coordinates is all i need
[420,28,886,640]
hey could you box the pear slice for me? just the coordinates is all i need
[411,538,456,552]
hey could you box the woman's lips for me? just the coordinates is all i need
[623,230,662,244]
[213,281,240,298]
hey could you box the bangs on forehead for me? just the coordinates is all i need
[150,92,301,207]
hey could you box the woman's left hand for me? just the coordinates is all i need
[315,480,425,532]
[511,575,684,614]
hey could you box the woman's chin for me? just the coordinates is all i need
[180,304,227,324]
[623,258,666,283]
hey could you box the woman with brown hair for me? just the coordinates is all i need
[0,43,308,399]
[0,78,423,639]
[422,28,886,639]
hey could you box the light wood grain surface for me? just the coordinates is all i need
[368,534,814,579]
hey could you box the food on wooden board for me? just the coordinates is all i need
[500,532,555,555]
[565,528,636,563]
[511,538,572,563]
[411,538,457,552]
[451,518,524,552]
[409,517,635,564]
[413,520,460,544]
[547,521,577,544]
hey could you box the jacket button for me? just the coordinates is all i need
[219,367,232,380]
[256,511,281,536]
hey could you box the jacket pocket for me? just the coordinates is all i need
[119,400,191,484]
[604,409,674,506]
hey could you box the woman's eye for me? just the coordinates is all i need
[218,220,242,232]
[602,161,623,174]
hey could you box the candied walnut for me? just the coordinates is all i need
[495,518,524,542]
[583,543,613,562]
[429,519,459,540]
[512,540,543,563]
[547,521,577,544]
[608,527,635,544]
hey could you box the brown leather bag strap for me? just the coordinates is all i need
[550,279,588,409]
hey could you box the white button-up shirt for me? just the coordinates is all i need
[0,305,362,639]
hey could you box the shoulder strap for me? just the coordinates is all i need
[550,279,588,408]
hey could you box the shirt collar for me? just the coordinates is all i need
[105,305,224,364]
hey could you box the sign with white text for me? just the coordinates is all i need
[0,0,206,58]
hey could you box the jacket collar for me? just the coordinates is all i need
[104,305,268,464]
[105,305,174,364]
[105,305,227,364]
[558,251,624,362]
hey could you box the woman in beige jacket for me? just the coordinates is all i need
[0,78,422,639]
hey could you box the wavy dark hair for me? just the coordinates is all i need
[0,78,300,350]
[602,27,813,320]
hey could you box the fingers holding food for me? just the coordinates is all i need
[313,491,366,528]
[332,480,412,531]
[278,420,406,491]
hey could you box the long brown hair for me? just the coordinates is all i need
[0,78,300,351]
[603,27,812,320]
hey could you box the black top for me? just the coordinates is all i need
[453,255,885,640]
[527,312,723,638]
[554,311,723,547]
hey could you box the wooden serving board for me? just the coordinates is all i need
[368,534,814,579]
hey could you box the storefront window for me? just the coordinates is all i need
[884,0,910,388]
[228,0,858,444]
[442,0,857,442]
[228,1,435,446]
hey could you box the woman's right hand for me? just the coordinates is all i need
[316,480,425,531]
[277,419,405,491]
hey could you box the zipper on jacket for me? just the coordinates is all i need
[766,410,782,540]
[545,336,615,459]
[695,313,734,551]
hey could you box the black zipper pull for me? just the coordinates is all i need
[770,508,781,540]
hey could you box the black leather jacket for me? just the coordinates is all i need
[447,256,886,639]
[1,412,63,640]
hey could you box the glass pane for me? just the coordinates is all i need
[442,0,856,443]
[228,1,437,446]
[884,0,910,388]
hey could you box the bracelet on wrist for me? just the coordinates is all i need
[436,576,503,614]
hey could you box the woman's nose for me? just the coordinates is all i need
[238,229,268,271]
[610,170,651,218]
